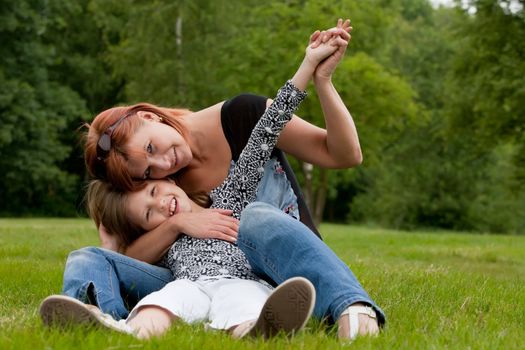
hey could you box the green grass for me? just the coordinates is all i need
[0,218,523,349]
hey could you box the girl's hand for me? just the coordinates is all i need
[305,34,343,67]
[169,208,239,243]
[310,19,352,81]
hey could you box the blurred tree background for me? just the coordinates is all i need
[0,0,523,234]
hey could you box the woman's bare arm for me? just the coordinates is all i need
[276,19,361,168]
[123,209,239,263]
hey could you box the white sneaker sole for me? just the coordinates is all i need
[39,295,131,334]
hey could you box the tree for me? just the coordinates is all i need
[442,0,525,233]
[0,0,87,215]
[93,0,256,108]
[445,0,525,150]
[0,0,121,216]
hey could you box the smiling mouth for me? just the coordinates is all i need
[169,196,177,216]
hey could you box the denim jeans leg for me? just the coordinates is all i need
[238,202,386,326]
[61,246,173,320]
[255,158,300,219]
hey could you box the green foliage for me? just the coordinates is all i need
[0,0,85,215]
[465,143,525,233]
[340,0,525,234]
[446,0,525,143]
[441,2,525,231]
[93,0,259,108]
[0,0,123,216]
[334,53,420,163]
[1,0,523,233]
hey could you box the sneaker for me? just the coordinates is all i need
[234,277,316,339]
[39,295,134,335]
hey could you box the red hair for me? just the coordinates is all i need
[84,103,190,191]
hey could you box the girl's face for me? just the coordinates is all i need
[126,179,193,231]
[125,112,192,180]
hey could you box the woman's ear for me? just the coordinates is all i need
[136,111,162,122]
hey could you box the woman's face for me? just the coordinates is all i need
[125,112,192,179]
[126,179,193,232]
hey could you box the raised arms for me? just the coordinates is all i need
[276,19,362,168]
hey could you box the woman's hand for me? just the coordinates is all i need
[169,208,239,243]
[309,19,352,81]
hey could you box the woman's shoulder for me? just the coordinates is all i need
[222,93,268,118]
[220,94,268,162]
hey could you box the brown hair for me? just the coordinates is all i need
[84,103,191,192]
[85,179,144,247]
[85,179,211,248]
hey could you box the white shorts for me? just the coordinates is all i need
[127,277,273,330]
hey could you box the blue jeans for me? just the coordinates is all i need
[62,246,173,319]
[238,202,386,325]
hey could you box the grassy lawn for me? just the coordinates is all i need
[0,218,523,349]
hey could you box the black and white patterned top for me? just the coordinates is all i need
[162,81,307,282]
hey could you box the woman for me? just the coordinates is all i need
[52,39,342,339]
[52,19,385,340]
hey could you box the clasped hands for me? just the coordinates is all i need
[308,18,352,81]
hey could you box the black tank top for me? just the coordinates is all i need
[220,93,321,238]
